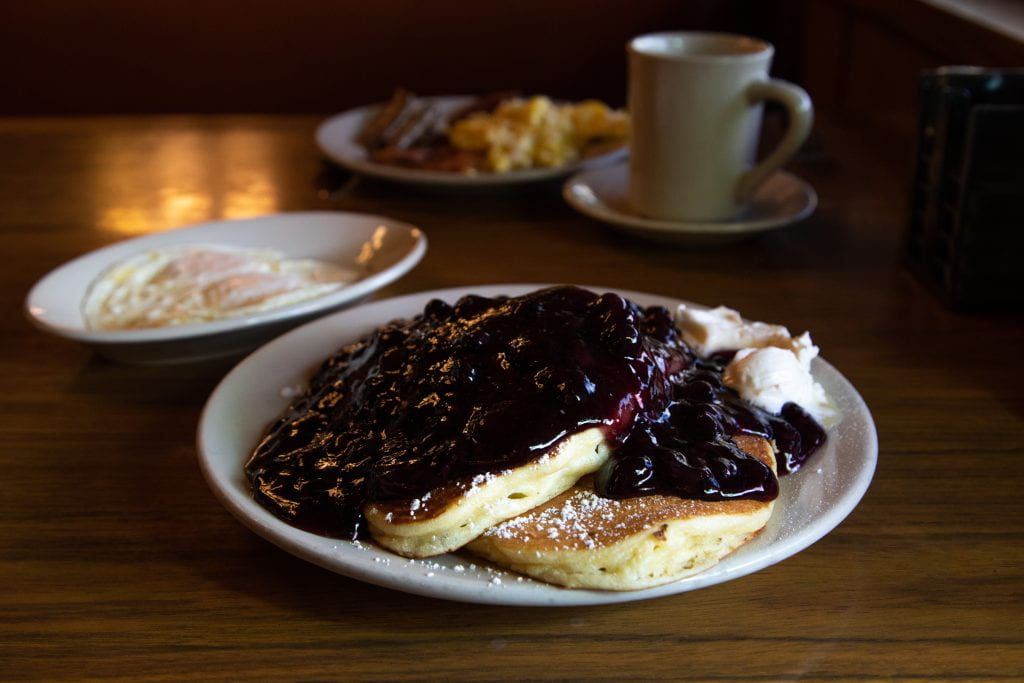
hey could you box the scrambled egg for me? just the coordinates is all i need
[447,96,628,173]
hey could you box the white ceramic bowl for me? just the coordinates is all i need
[26,211,426,364]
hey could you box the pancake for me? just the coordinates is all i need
[466,434,776,590]
[365,427,610,557]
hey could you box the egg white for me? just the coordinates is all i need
[82,244,358,331]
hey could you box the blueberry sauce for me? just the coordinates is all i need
[245,286,827,539]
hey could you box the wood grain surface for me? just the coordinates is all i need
[2,115,1022,680]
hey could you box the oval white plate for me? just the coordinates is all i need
[26,212,426,364]
[316,96,628,186]
[197,284,877,606]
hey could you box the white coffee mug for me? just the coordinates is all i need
[628,31,813,222]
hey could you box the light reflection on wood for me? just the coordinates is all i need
[93,129,281,236]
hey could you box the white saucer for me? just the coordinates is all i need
[563,163,817,243]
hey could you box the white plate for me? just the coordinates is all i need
[197,284,877,606]
[316,96,628,186]
[26,212,426,364]
[564,163,817,244]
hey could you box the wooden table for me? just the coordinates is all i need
[2,115,1022,680]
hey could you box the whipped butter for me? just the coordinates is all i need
[676,304,838,426]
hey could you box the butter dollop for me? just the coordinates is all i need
[676,305,838,426]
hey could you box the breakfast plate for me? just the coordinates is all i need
[564,163,817,244]
[197,284,877,606]
[25,212,426,364]
[316,95,628,186]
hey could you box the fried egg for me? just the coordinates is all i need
[82,243,359,331]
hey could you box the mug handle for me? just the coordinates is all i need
[737,79,813,201]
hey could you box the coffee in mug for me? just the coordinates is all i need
[628,31,813,222]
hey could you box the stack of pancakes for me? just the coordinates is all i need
[365,431,776,591]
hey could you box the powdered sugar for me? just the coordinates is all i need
[383,553,517,588]
[484,488,644,550]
